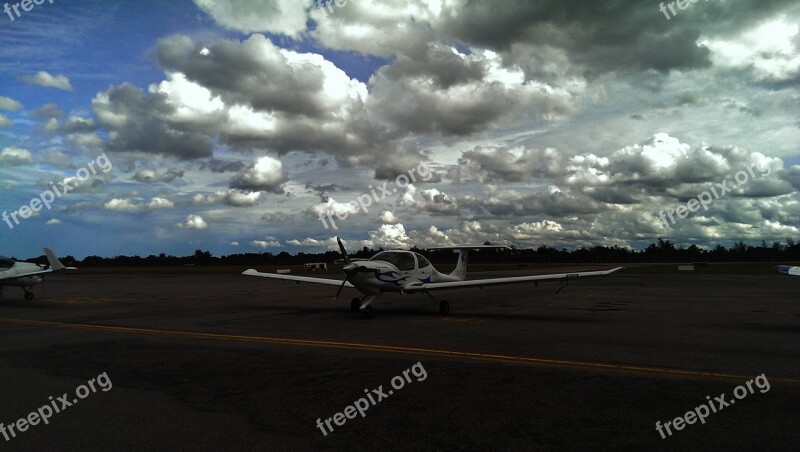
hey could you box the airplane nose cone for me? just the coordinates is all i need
[343,263,358,275]
[343,263,372,275]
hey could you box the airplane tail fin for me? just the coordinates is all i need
[44,248,66,271]
[450,250,469,281]
[428,245,509,282]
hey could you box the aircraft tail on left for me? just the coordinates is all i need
[44,248,66,271]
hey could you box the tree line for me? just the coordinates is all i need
[20,238,800,267]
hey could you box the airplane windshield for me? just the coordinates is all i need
[370,251,416,271]
[0,256,15,268]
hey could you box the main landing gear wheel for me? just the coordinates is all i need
[361,306,373,319]
[439,300,450,316]
[351,298,361,312]
[24,291,34,301]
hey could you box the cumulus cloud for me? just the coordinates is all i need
[0,96,22,111]
[153,34,382,165]
[368,46,578,137]
[193,0,313,38]
[21,71,73,91]
[0,147,33,166]
[369,223,410,248]
[104,197,175,213]
[230,155,287,193]
[306,198,362,228]
[379,210,398,224]
[179,214,208,230]
[703,16,799,84]
[262,211,294,223]
[251,237,282,248]
[193,189,266,207]
[91,83,214,159]
[455,146,567,184]
[132,168,185,183]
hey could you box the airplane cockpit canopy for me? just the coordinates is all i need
[414,253,431,268]
[0,256,15,269]
[369,251,416,271]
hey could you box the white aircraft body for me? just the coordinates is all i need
[775,265,800,276]
[0,248,75,300]
[244,238,622,318]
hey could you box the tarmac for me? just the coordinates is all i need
[0,270,798,451]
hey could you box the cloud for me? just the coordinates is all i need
[702,16,799,84]
[31,103,63,120]
[369,223,410,248]
[306,198,362,227]
[379,210,398,224]
[46,219,62,225]
[179,214,208,230]
[104,197,175,213]
[455,145,567,184]
[203,159,247,173]
[230,155,287,193]
[91,83,214,159]
[0,147,33,166]
[40,150,74,168]
[0,114,11,128]
[21,71,73,91]
[262,211,294,223]
[0,96,23,111]
[154,34,379,164]
[193,0,313,38]
[132,168,185,183]
[368,46,578,137]
[193,189,266,207]
[251,237,282,248]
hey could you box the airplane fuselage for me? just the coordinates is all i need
[344,251,462,295]
[0,262,45,287]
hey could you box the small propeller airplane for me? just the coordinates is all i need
[243,238,623,318]
[775,265,800,276]
[0,248,76,300]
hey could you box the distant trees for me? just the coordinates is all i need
[58,238,800,267]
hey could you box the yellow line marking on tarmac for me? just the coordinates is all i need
[50,297,133,304]
[2,317,799,386]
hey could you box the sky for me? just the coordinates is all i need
[0,0,798,259]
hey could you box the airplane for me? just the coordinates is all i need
[243,238,623,318]
[0,248,76,300]
[775,265,800,276]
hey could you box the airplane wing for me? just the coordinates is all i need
[242,269,355,287]
[775,265,800,276]
[403,267,623,292]
[0,268,54,282]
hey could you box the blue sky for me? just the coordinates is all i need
[1,0,798,259]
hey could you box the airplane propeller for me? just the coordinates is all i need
[337,237,350,264]
[334,237,374,302]
[334,237,351,301]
